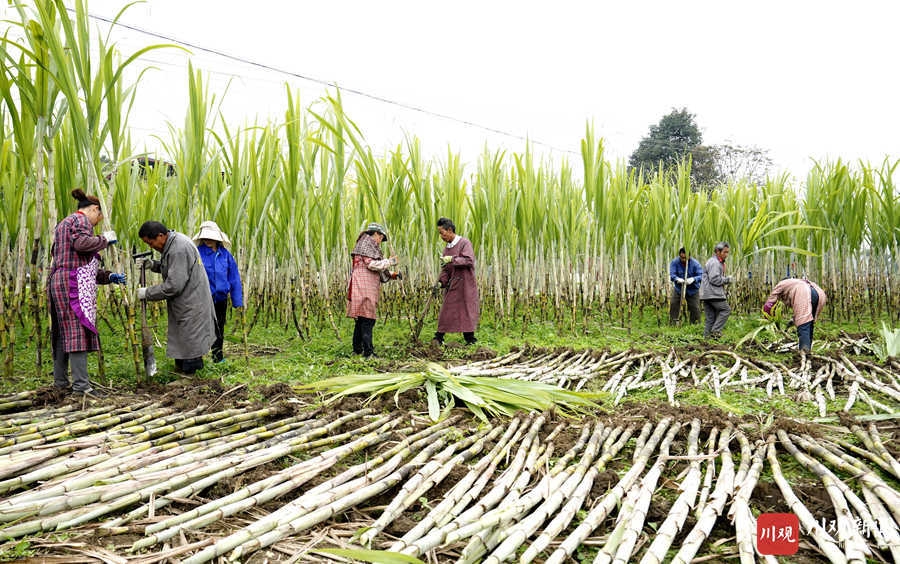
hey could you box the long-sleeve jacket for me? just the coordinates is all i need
[347,234,395,320]
[437,236,479,333]
[699,255,731,300]
[197,244,243,307]
[669,257,703,296]
[764,278,826,326]
[48,212,112,352]
[145,231,216,359]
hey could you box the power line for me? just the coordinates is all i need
[77,9,582,157]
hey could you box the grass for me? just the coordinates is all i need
[3,305,891,416]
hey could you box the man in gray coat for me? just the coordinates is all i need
[138,221,216,374]
[699,241,733,339]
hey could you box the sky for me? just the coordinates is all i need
[12,0,900,179]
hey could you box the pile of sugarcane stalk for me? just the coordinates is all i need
[758,332,886,356]
[451,348,900,416]
[1,389,900,562]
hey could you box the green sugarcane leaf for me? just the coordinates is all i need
[465,402,489,423]
[317,548,427,564]
[439,398,454,421]
[881,322,900,359]
[424,379,439,422]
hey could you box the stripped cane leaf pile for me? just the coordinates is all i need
[296,362,603,422]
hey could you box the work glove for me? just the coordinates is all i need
[440,255,453,265]
[109,273,127,285]
[102,230,118,245]
[431,283,442,297]
[762,301,774,315]
[685,277,695,285]
[137,287,147,300]
[389,256,398,266]
[675,277,685,284]
[723,276,733,284]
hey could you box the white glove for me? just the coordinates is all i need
[440,255,453,265]
[685,277,695,285]
[675,277,685,284]
[724,276,733,284]
[137,287,147,300]
[102,230,118,245]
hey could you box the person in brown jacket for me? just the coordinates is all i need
[763,277,826,352]
[433,217,479,346]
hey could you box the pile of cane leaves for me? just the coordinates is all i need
[295,362,603,421]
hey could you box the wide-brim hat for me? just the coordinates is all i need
[366,222,388,242]
[193,220,231,246]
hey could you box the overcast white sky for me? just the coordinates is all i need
[19,1,900,178]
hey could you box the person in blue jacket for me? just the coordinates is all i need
[193,221,243,362]
[669,247,703,324]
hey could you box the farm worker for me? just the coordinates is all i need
[699,241,733,339]
[137,221,217,374]
[763,277,826,352]
[432,217,480,346]
[668,247,703,325]
[48,189,126,398]
[347,222,398,357]
[193,221,243,363]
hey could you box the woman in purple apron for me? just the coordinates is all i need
[48,189,125,396]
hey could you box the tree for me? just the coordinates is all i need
[714,143,774,186]
[688,144,722,189]
[629,108,703,173]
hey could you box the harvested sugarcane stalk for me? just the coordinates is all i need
[594,422,682,564]
[639,419,702,564]
[544,418,672,564]
[670,425,736,564]
[480,422,606,564]
[694,427,720,519]
[728,438,769,564]
[777,430,871,562]
[765,440,846,564]
[520,425,633,563]
[358,426,497,546]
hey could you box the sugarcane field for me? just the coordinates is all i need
[2,1,900,563]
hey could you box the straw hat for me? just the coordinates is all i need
[193,220,231,246]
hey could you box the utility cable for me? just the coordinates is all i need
[75,8,582,156]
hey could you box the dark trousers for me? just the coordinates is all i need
[353,317,376,357]
[434,331,477,345]
[175,357,204,374]
[212,300,228,362]
[669,290,701,324]
[798,286,820,352]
